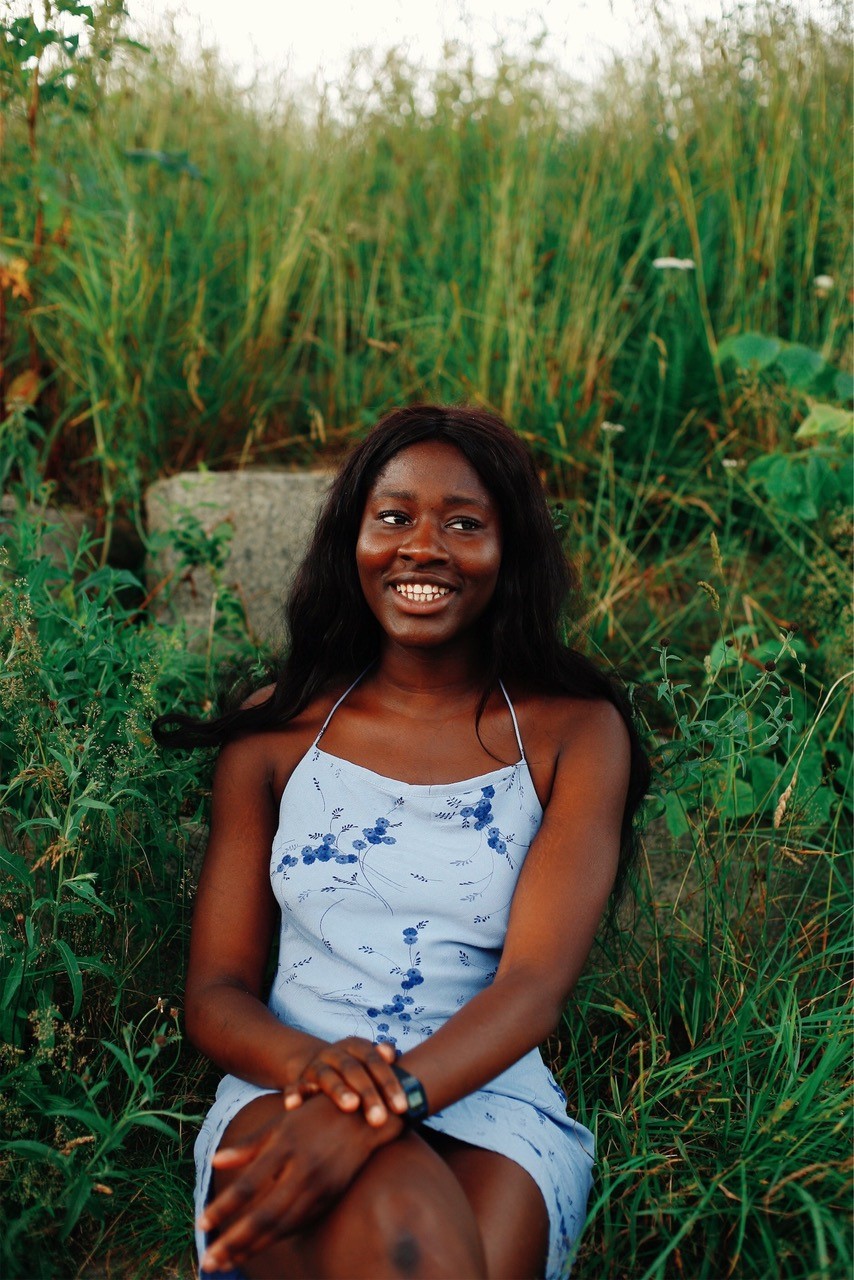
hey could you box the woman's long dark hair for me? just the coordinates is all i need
[153,404,650,901]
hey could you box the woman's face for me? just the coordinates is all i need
[355,440,502,652]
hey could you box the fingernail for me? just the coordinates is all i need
[368,1105,385,1124]
[343,1091,358,1104]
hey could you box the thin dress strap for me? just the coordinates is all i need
[498,680,527,763]
[314,668,371,746]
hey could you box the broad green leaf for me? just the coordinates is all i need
[663,790,692,839]
[795,402,853,441]
[833,369,853,403]
[716,332,782,371]
[718,776,756,819]
[774,343,826,390]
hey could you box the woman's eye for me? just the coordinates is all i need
[378,511,410,525]
[447,517,481,531]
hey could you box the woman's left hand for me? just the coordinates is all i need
[198,1092,403,1273]
[283,1035,408,1126]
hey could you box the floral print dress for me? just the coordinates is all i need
[194,678,595,1279]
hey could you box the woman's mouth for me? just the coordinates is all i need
[392,583,454,604]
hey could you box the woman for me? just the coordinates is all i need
[154,404,649,1280]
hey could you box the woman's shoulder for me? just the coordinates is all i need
[510,684,630,756]
[224,681,357,798]
[510,685,630,813]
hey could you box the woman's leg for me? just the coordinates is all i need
[207,1094,487,1280]
[421,1130,550,1280]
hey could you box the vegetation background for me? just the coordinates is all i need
[0,1,851,1276]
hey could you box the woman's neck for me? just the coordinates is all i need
[370,639,488,709]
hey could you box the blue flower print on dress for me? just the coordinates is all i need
[458,785,495,830]
[276,832,358,874]
[361,922,430,1044]
[362,816,396,846]
[275,809,400,877]
[455,786,515,871]
[486,826,508,857]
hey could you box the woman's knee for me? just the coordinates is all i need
[317,1135,487,1278]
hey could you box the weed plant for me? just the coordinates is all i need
[0,2,851,1277]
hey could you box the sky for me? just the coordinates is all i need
[124,0,830,91]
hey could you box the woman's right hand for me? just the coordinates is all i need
[284,1036,408,1126]
[199,1092,404,1273]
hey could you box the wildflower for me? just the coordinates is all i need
[721,457,744,470]
[764,660,776,672]
[601,421,626,434]
[652,257,695,270]
[813,274,834,298]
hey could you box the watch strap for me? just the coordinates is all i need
[390,1063,429,1123]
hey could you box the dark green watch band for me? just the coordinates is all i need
[391,1063,429,1122]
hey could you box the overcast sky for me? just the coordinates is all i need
[125,0,830,89]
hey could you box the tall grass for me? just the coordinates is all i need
[1,2,850,511]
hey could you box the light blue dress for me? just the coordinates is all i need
[194,677,595,1278]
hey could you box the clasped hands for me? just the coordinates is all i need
[198,1038,411,1274]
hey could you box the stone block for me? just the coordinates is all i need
[145,469,333,644]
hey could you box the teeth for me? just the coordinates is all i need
[394,584,452,602]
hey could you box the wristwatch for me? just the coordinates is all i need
[390,1063,429,1123]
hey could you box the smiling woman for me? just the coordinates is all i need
[356,441,503,653]
[152,404,650,1280]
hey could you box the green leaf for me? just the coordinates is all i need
[53,938,83,1018]
[60,1173,95,1240]
[2,955,24,1011]
[0,1139,64,1167]
[0,847,33,889]
[718,776,756,819]
[130,1113,182,1139]
[63,877,115,917]
[833,369,853,403]
[795,402,853,441]
[774,343,826,391]
[663,790,692,839]
[716,332,782,371]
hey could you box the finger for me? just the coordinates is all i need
[203,1175,331,1271]
[199,1141,288,1235]
[282,1082,316,1110]
[309,1060,363,1113]
[328,1058,393,1126]
[356,1047,410,1116]
[210,1137,264,1169]
[200,1176,299,1272]
[323,1044,406,1119]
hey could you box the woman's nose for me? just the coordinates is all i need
[398,520,448,562]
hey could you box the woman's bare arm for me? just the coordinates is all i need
[395,697,631,1112]
[184,730,327,1086]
